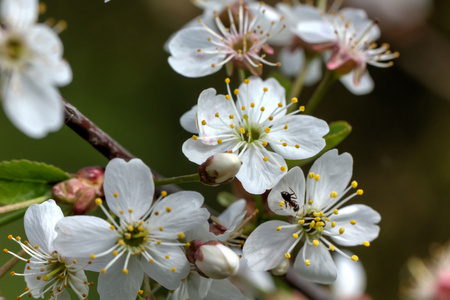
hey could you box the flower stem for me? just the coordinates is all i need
[238,68,246,82]
[154,173,201,186]
[304,70,337,115]
[288,56,313,105]
[0,249,26,279]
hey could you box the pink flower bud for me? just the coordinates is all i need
[187,240,240,279]
[199,153,242,186]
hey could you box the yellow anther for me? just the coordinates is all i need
[278,102,283,107]
[280,166,286,171]
[122,269,128,274]
[171,267,176,272]
[317,222,325,227]
[165,255,170,259]
[109,225,115,230]
[113,250,118,256]
[177,233,185,239]
[298,220,305,225]
[113,191,119,197]
[350,220,357,225]
[339,227,345,234]
[119,210,124,214]
[7,235,12,240]
[314,174,320,181]
[317,227,324,232]
[305,259,310,266]
[10,271,15,276]
[313,212,319,217]
[166,207,172,212]
[331,221,336,228]
[36,275,41,280]
[351,255,359,262]
[293,233,299,239]
[295,144,300,148]
[124,233,131,240]
[211,63,216,67]
[241,106,246,111]
[95,198,102,206]
[157,240,162,244]
[363,241,370,247]
[263,87,268,92]
[330,191,338,198]
[192,135,198,141]
[229,114,234,119]
[279,200,285,207]
[225,78,230,84]
[291,97,298,103]
[333,209,339,215]
[285,253,291,259]
[263,157,269,162]
[262,141,268,147]
[150,259,155,264]
[128,209,133,213]
[234,89,239,95]
[357,189,364,195]
[319,212,324,217]
[276,226,282,231]
[308,200,313,205]
[161,191,167,197]
[282,142,287,147]
[352,181,358,188]
[283,125,288,130]
[260,106,265,111]
[185,242,191,247]
[308,172,315,179]
[325,217,330,221]
[313,240,319,246]
[309,221,315,228]
[268,116,274,121]
[137,290,144,295]
[230,124,235,129]
[314,217,321,222]
[159,227,164,231]
[329,245,335,251]
[215,112,219,118]
[101,269,106,273]
[251,103,255,108]
[128,225,134,231]
[299,106,305,112]
[244,79,249,84]
[225,95,231,100]
[239,128,245,134]
[201,120,207,126]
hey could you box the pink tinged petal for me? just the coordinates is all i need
[340,71,374,95]
[218,199,246,229]
[197,88,234,140]
[104,158,154,223]
[180,105,198,134]
[326,48,354,71]
[307,150,353,208]
[268,167,305,216]
[139,244,190,290]
[1,0,38,30]
[237,145,286,194]
[24,200,63,253]
[269,115,329,160]
[97,255,144,300]
[238,77,286,123]
[329,204,381,247]
[148,191,209,237]
[2,72,64,138]
[295,20,336,44]
[54,215,117,259]
[182,138,237,165]
[243,220,297,272]
[293,243,338,284]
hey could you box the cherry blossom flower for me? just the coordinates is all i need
[0,0,72,138]
[182,76,328,194]
[53,158,209,300]
[4,200,89,300]
[168,1,285,77]
[296,8,398,95]
[243,150,381,284]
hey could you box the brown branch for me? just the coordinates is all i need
[0,249,26,279]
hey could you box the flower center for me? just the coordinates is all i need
[121,222,149,248]
[6,38,24,60]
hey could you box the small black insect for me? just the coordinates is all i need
[281,187,300,212]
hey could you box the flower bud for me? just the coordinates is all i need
[271,258,290,276]
[199,153,242,186]
[52,166,104,215]
[187,240,240,279]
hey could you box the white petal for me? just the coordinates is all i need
[104,158,154,223]
[332,252,366,298]
[307,149,353,208]
[340,71,374,95]
[304,56,323,86]
[218,199,246,229]
[295,20,336,44]
[340,8,380,41]
[293,243,337,284]
[24,199,63,253]
[243,220,298,271]
[237,145,287,194]
[24,257,46,297]
[2,72,64,138]
[185,221,215,242]
[1,0,37,30]
[328,204,381,246]
[182,137,237,165]
[269,115,328,160]
[97,256,144,300]
[28,24,62,59]
[168,55,225,78]
[180,105,198,133]
[54,216,117,260]
[202,278,245,300]
[268,167,305,216]
[279,47,304,78]
[139,244,190,289]
[148,191,209,238]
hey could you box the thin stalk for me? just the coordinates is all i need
[0,195,49,215]
[238,68,246,82]
[288,56,313,104]
[154,173,200,186]
[304,70,337,115]
[0,249,26,279]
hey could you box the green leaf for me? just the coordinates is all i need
[0,160,70,205]
[287,121,352,168]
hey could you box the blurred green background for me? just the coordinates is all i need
[1,0,450,299]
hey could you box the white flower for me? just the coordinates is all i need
[0,0,72,138]
[243,149,381,284]
[5,200,89,300]
[182,76,329,194]
[331,252,366,299]
[296,8,398,95]
[168,1,285,77]
[53,158,210,300]
[198,152,242,185]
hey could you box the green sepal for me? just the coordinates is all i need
[0,160,70,205]
[287,121,352,168]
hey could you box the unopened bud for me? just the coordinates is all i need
[271,258,290,276]
[187,240,239,279]
[52,166,105,215]
[199,153,242,186]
